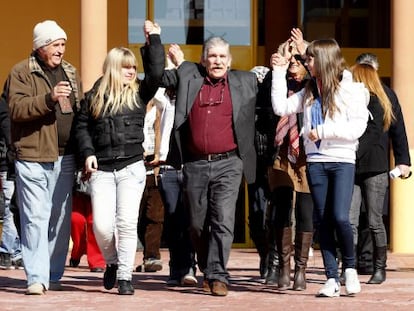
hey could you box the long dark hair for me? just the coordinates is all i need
[304,39,347,118]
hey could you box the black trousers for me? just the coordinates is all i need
[183,155,243,284]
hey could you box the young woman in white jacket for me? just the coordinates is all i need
[271,38,369,297]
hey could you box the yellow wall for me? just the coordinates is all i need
[0,1,81,85]
[342,48,392,78]
[108,0,128,51]
[0,1,394,87]
[0,2,392,85]
[0,1,130,88]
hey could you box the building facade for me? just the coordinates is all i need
[1,0,412,252]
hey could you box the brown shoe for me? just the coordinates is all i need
[211,280,228,296]
[202,279,211,293]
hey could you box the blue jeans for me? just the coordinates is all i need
[0,171,21,260]
[307,162,355,280]
[158,168,195,279]
[90,160,146,281]
[349,172,389,248]
[15,155,75,288]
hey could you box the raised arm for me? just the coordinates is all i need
[270,52,303,116]
[140,20,165,104]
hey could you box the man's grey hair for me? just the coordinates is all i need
[202,36,231,61]
[355,53,379,71]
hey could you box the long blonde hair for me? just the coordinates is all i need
[90,47,140,118]
[305,39,347,118]
[351,63,394,131]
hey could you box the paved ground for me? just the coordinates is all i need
[1,248,414,311]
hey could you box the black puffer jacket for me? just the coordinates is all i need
[74,35,165,171]
[76,85,146,171]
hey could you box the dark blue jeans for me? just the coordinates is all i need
[307,162,356,280]
[157,168,195,279]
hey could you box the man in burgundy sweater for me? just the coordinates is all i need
[151,35,258,296]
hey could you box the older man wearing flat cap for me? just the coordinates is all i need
[6,19,83,295]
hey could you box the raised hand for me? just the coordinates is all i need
[290,28,307,55]
[270,52,289,71]
[168,44,185,67]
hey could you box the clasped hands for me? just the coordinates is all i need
[143,20,184,67]
[143,20,161,43]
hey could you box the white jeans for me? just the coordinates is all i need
[90,161,146,281]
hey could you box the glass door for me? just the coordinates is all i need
[152,0,251,45]
[128,0,257,72]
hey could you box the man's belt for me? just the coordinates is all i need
[190,150,237,162]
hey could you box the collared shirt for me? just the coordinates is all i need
[186,74,237,155]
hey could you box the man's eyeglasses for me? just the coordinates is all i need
[199,85,224,107]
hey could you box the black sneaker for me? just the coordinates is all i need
[0,253,12,270]
[12,258,24,270]
[166,268,181,287]
[118,280,134,295]
[69,258,80,268]
[166,277,180,287]
[103,264,118,290]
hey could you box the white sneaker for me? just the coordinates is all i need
[317,278,340,297]
[26,283,45,295]
[181,268,198,286]
[345,268,361,295]
[181,273,198,286]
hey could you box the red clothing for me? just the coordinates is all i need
[71,193,105,269]
[187,75,237,155]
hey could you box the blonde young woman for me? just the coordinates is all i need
[75,22,164,295]
[271,39,369,297]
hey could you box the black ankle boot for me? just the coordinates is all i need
[367,246,387,284]
[260,255,268,279]
[367,269,386,284]
[118,280,135,295]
